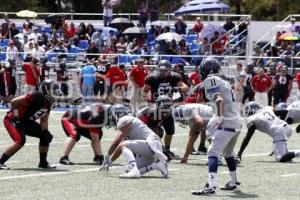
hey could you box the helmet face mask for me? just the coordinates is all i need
[156,95,172,119]
[158,60,171,78]
[244,102,262,117]
[110,104,130,129]
[39,80,62,103]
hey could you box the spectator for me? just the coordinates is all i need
[149,0,159,22]
[141,44,151,56]
[6,41,19,63]
[0,23,9,39]
[116,36,127,53]
[86,23,95,41]
[80,61,97,103]
[253,45,265,67]
[105,30,116,48]
[265,45,279,62]
[23,40,35,61]
[4,60,17,101]
[198,37,210,55]
[178,39,191,62]
[9,23,19,39]
[37,29,49,47]
[223,18,235,32]
[281,45,295,67]
[102,0,114,27]
[237,19,249,48]
[94,61,109,102]
[23,57,40,94]
[66,22,76,38]
[210,31,223,55]
[127,38,140,54]
[138,1,148,28]
[77,22,87,40]
[54,41,68,61]
[242,63,256,105]
[29,27,40,41]
[189,67,201,86]
[251,67,272,107]
[106,64,127,103]
[86,41,100,61]
[2,13,11,26]
[55,60,71,107]
[24,17,34,29]
[272,63,292,106]
[129,59,148,115]
[167,39,178,55]
[174,16,187,35]
[62,35,71,50]
[288,17,297,32]
[22,21,32,36]
[266,62,277,106]
[91,29,104,51]
[234,63,246,113]
[192,17,203,34]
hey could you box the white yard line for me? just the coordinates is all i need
[281,173,300,177]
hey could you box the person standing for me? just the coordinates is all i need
[129,59,148,115]
[251,67,272,107]
[106,64,127,103]
[79,61,97,103]
[149,0,159,22]
[23,57,40,95]
[138,1,148,28]
[102,0,114,27]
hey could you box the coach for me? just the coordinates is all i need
[251,67,271,107]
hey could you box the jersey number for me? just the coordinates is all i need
[263,112,275,121]
[158,86,172,96]
[30,109,48,120]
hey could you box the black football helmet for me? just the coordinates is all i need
[158,60,172,78]
[244,101,262,116]
[39,79,61,103]
[110,104,130,128]
[198,57,221,80]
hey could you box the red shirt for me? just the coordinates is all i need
[23,64,40,85]
[106,66,126,86]
[129,66,148,88]
[189,71,201,85]
[193,22,203,33]
[296,72,300,90]
[251,74,271,92]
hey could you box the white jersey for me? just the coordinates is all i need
[245,107,289,141]
[286,100,300,123]
[117,116,156,140]
[203,75,241,128]
[179,103,214,128]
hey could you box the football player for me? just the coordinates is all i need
[142,60,188,160]
[59,103,112,165]
[0,79,60,170]
[274,101,300,133]
[172,103,213,163]
[191,57,241,195]
[100,104,168,178]
[236,102,300,163]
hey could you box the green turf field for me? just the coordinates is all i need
[0,110,300,200]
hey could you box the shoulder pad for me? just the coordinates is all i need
[117,116,134,129]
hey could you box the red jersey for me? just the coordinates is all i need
[129,66,148,88]
[251,74,271,92]
[106,66,126,86]
[23,64,40,85]
[296,72,300,90]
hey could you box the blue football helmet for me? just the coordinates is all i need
[244,101,262,116]
[274,102,288,112]
[198,57,221,80]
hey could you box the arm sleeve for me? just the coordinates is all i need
[237,124,256,159]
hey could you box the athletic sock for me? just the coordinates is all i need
[39,152,47,163]
[0,153,10,164]
[121,147,136,165]
[208,172,217,188]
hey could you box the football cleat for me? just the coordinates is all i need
[38,162,57,169]
[220,181,241,191]
[119,166,141,179]
[153,153,168,178]
[197,146,207,155]
[0,163,9,170]
[191,183,216,196]
[59,157,75,165]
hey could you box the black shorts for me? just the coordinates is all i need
[94,81,106,96]
[273,91,288,105]
[60,82,69,96]
[8,83,16,96]
[162,115,175,135]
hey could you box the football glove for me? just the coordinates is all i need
[99,155,112,172]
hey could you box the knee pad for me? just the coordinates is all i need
[39,129,53,146]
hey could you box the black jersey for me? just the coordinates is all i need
[274,74,292,91]
[144,71,182,102]
[10,92,53,121]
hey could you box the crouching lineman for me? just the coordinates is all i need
[274,101,300,134]
[59,103,112,165]
[192,57,241,195]
[100,104,168,178]
[172,103,213,164]
[0,80,60,170]
[236,102,300,163]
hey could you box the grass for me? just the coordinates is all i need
[0,110,300,200]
